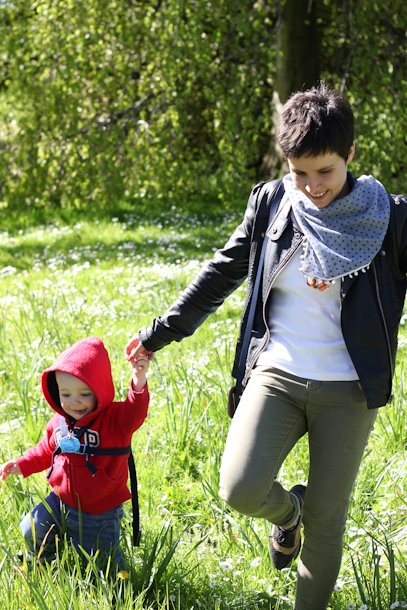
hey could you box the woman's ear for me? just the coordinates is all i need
[347,142,356,164]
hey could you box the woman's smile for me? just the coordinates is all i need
[287,146,355,208]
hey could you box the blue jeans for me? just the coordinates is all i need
[20,492,125,568]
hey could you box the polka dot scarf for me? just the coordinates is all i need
[283,174,390,282]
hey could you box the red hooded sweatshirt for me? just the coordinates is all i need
[17,336,149,514]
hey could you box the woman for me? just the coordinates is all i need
[125,83,407,609]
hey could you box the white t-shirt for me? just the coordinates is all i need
[257,247,359,380]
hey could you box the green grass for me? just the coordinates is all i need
[0,205,406,609]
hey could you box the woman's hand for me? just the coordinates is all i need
[307,277,331,292]
[125,334,154,363]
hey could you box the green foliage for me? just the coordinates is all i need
[319,0,407,193]
[0,1,405,213]
[0,0,277,211]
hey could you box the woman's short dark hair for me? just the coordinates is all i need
[277,82,355,160]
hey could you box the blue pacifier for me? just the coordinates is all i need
[59,436,81,453]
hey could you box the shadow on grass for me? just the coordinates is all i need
[1,209,242,273]
[2,194,248,234]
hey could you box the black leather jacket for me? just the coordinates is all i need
[140,179,407,409]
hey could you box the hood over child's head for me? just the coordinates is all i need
[41,336,115,416]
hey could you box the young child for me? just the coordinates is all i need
[0,335,150,568]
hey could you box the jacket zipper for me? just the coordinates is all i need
[372,258,394,389]
[242,237,303,386]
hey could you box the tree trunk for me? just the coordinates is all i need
[261,0,320,179]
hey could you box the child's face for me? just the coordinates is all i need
[287,146,355,209]
[55,371,97,420]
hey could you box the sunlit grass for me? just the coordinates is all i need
[0,208,406,609]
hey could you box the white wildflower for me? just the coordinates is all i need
[0,266,17,276]
[219,558,233,571]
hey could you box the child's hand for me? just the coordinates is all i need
[0,460,22,480]
[131,357,150,391]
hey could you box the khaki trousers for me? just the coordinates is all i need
[219,366,377,610]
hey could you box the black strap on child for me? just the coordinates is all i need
[47,416,141,545]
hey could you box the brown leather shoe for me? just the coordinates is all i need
[269,484,306,570]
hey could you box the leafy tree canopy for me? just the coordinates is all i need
[0,0,405,214]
